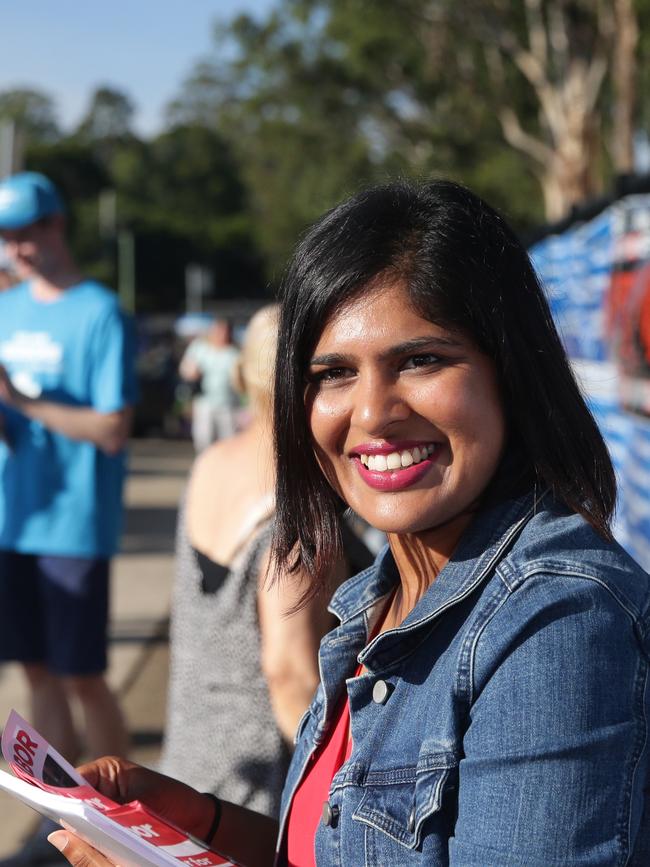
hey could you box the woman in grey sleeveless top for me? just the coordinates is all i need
[159,305,339,817]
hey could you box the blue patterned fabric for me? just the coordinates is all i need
[531,202,650,571]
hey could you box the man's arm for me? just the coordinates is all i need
[0,365,132,455]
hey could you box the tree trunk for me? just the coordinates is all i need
[480,0,627,220]
[501,61,604,220]
[611,0,639,174]
[540,117,600,221]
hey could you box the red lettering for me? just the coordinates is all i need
[16,730,38,754]
[12,730,38,777]
[12,756,34,776]
[14,744,34,765]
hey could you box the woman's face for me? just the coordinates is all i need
[305,281,507,537]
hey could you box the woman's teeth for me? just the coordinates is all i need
[359,444,436,472]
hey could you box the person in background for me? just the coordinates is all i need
[160,304,370,819]
[0,269,17,446]
[0,172,136,864]
[0,266,18,291]
[178,316,240,451]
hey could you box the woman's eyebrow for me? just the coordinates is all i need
[309,352,348,367]
[384,336,463,357]
[309,336,463,367]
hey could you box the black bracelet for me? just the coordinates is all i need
[202,792,222,844]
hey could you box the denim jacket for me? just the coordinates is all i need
[277,492,650,866]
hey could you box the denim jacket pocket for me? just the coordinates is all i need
[352,751,459,851]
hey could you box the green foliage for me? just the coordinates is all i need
[0,88,60,144]
[5,0,646,308]
[17,112,265,310]
[25,140,109,200]
[72,86,138,170]
[111,124,265,309]
[76,86,135,142]
[169,0,546,269]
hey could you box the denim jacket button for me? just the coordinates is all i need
[322,801,339,826]
[372,679,391,704]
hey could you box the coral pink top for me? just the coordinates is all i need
[285,686,354,866]
[285,597,393,866]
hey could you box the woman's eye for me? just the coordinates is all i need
[308,367,351,383]
[403,353,441,370]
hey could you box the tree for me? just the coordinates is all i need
[295,0,647,220]
[76,86,135,142]
[168,1,542,265]
[173,0,649,229]
[74,86,138,170]
[168,9,419,271]
[110,124,265,309]
[0,88,60,144]
[611,0,640,174]
[456,0,642,218]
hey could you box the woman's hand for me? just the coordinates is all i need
[73,756,214,840]
[45,757,218,866]
[47,756,278,867]
[73,756,217,839]
[48,830,113,867]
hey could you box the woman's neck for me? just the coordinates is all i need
[385,511,475,628]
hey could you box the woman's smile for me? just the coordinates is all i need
[351,440,443,491]
[306,280,507,537]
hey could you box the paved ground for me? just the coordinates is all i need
[0,438,194,858]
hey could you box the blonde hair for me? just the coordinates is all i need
[233,304,279,413]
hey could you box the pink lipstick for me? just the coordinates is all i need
[351,442,442,492]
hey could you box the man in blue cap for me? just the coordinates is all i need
[0,173,135,835]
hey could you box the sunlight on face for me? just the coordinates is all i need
[305,281,506,539]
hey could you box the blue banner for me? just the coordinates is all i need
[531,198,650,570]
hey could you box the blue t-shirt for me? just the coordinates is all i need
[0,280,137,557]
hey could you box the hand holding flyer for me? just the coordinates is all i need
[0,710,239,867]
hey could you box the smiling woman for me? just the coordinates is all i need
[270,179,650,865]
[305,283,506,538]
[50,180,650,867]
[273,181,616,594]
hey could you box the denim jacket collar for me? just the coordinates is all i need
[327,490,538,675]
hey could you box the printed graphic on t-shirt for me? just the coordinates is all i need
[0,331,65,397]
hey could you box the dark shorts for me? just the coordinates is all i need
[0,551,110,676]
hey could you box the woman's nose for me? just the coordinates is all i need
[350,373,409,435]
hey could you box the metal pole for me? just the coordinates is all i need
[0,120,15,179]
[118,229,135,313]
[185,264,203,313]
[98,189,117,238]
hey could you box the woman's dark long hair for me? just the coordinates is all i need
[272,179,616,594]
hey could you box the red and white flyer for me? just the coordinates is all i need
[0,710,239,867]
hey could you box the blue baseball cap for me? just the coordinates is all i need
[0,172,64,230]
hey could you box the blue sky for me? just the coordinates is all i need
[3,0,278,137]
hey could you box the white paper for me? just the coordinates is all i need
[0,710,237,867]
